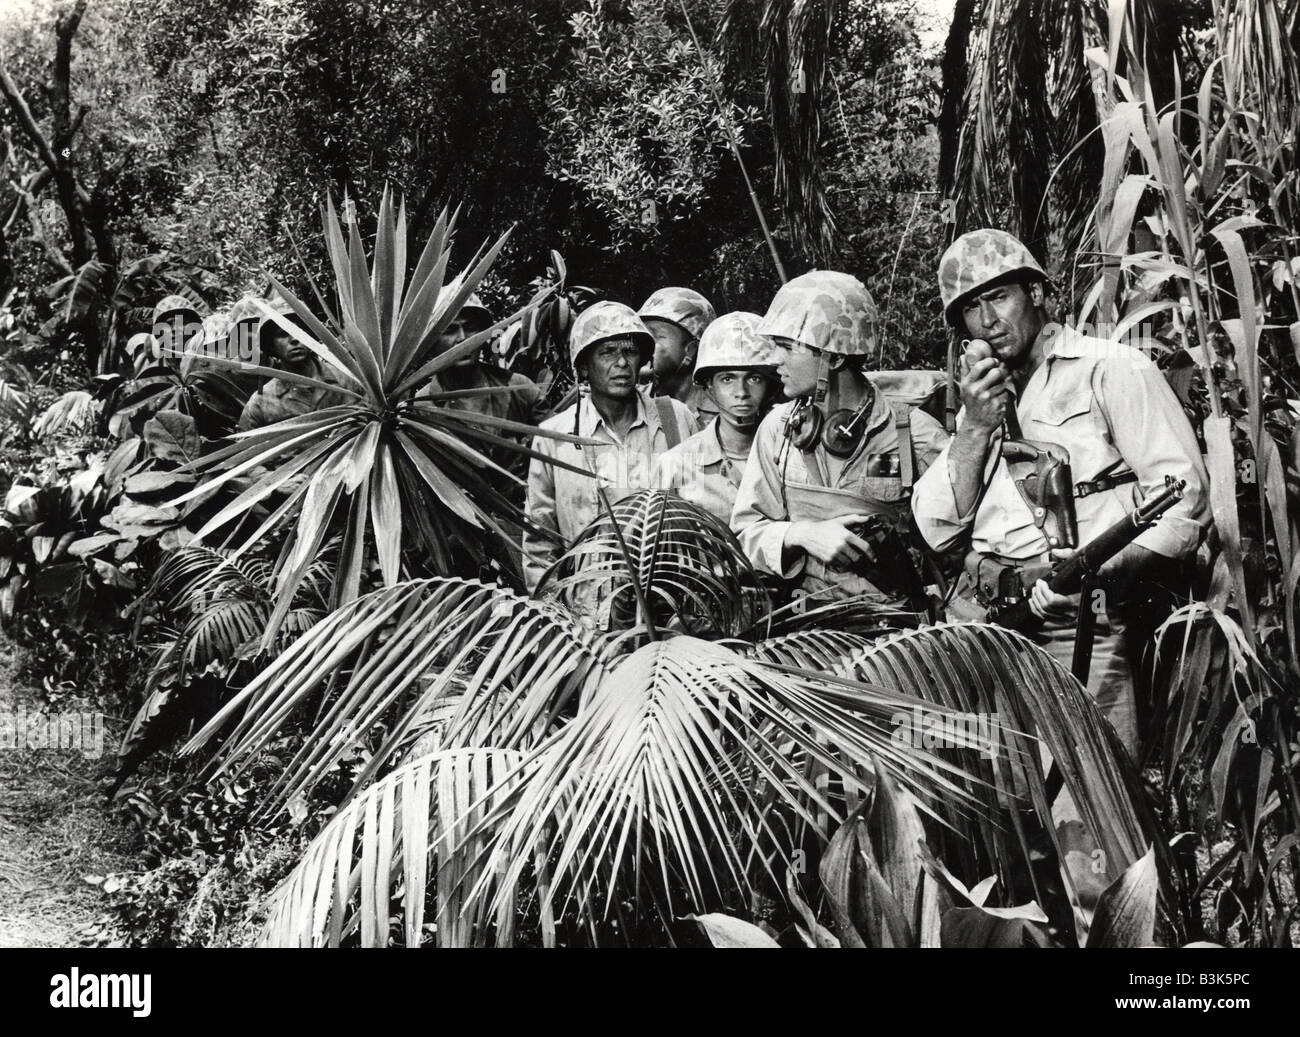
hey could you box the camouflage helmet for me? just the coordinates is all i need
[459,293,492,331]
[435,283,493,332]
[938,229,1049,323]
[257,294,298,348]
[226,296,265,328]
[638,287,716,343]
[152,294,202,326]
[201,311,230,348]
[693,312,783,384]
[568,301,654,370]
[757,270,879,356]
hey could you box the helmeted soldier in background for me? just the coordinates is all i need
[151,294,205,367]
[911,228,1210,754]
[731,271,948,607]
[416,290,550,479]
[638,286,717,429]
[237,295,349,431]
[523,301,695,592]
[653,312,782,524]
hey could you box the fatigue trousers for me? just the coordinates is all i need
[951,580,1139,939]
[1035,607,1137,939]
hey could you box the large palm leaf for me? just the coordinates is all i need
[838,622,1176,938]
[181,578,605,815]
[259,635,983,946]
[537,489,761,637]
[259,747,531,948]
[165,189,592,624]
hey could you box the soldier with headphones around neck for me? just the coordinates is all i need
[730,271,950,608]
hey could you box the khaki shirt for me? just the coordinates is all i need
[523,390,695,591]
[653,417,748,524]
[683,383,718,431]
[418,363,550,427]
[911,328,1210,561]
[237,361,350,431]
[731,386,949,602]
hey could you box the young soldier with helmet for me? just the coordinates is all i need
[237,295,350,431]
[730,271,949,608]
[910,228,1210,754]
[523,301,696,592]
[652,312,783,524]
[638,286,718,429]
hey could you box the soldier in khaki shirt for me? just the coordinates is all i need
[911,229,1210,754]
[238,298,351,431]
[523,302,694,593]
[652,312,782,524]
[730,271,948,606]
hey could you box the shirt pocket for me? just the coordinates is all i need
[853,474,906,506]
[1033,390,1094,429]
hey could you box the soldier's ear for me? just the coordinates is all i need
[1027,280,1047,308]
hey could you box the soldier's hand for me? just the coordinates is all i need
[788,514,874,568]
[1029,548,1080,620]
[960,338,1011,433]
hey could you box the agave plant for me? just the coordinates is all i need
[164,189,591,625]
[178,491,1167,947]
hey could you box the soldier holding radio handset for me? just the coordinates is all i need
[911,229,1211,753]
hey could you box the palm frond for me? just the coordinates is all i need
[460,635,981,936]
[748,628,873,670]
[539,490,760,637]
[259,747,530,947]
[32,390,97,438]
[842,621,1173,933]
[182,578,605,816]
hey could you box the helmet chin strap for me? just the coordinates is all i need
[786,353,833,451]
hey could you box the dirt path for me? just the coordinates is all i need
[0,630,131,947]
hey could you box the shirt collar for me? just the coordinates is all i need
[1043,323,1087,361]
[580,389,652,437]
[696,417,725,465]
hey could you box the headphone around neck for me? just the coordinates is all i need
[784,354,876,458]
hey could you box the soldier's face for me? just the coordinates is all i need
[437,318,486,368]
[959,281,1046,368]
[708,370,774,426]
[777,341,822,398]
[583,337,642,399]
[645,318,692,380]
[269,327,311,367]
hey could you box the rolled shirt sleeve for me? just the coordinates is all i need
[729,410,805,580]
[1095,355,1210,558]
[911,415,999,553]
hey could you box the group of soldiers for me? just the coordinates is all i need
[138,227,1212,763]
[523,228,1209,760]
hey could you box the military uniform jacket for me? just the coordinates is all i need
[731,387,948,603]
[653,416,749,525]
[523,389,695,591]
[911,327,1210,563]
